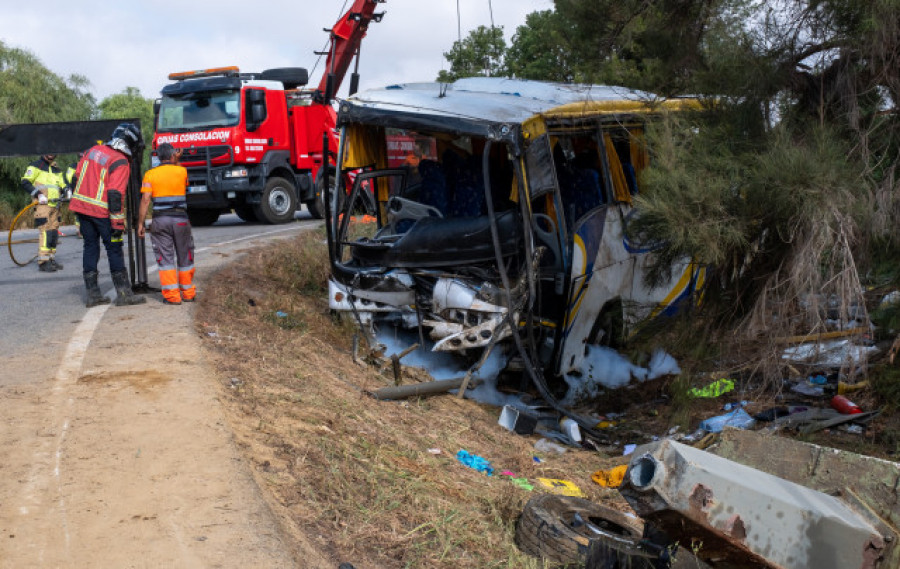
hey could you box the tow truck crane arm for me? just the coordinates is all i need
[315,0,385,102]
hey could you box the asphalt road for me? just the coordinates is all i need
[0,210,321,385]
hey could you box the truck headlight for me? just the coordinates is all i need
[224,168,249,178]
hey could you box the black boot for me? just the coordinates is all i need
[111,269,146,306]
[83,271,111,307]
[50,258,63,270]
[39,261,56,272]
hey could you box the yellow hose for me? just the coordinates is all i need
[7,202,38,266]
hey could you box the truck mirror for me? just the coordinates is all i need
[153,99,161,128]
[245,89,267,131]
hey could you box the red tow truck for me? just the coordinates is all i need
[151,0,384,225]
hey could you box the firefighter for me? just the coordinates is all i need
[137,143,195,305]
[21,154,65,272]
[69,123,147,307]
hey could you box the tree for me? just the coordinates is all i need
[0,41,97,210]
[437,25,507,82]
[504,10,573,82]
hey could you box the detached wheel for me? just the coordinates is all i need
[233,204,258,223]
[254,177,297,224]
[515,494,656,567]
[187,208,220,227]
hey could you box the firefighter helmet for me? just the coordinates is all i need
[108,123,142,157]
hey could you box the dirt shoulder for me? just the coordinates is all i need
[0,251,312,568]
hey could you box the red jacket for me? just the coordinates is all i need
[68,144,131,229]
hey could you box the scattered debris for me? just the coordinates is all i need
[831,394,863,414]
[559,417,581,443]
[698,407,756,433]
[499,471,534,491]
[591,465,628,488]
[498,405,538,435]
[536,478,586,498]
[515,494,650,567]
[781,337,878,367]
[767,407,879,435]
[619,439,888,569]
[534,438,567,455]
[456,449,493,476]
[709,429,900,568]
[370,377,481,400]
[688,377,735,398]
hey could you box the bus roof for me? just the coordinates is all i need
[338,77,701,135]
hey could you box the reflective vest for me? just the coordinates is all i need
[21,159,64,206]
[69,144,130,224]
[141,163,188,214]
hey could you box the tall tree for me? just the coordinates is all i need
[504,10,573,82]
[0,41,97,205]
[437,25,507,82]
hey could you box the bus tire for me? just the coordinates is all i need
[514,494,655,567]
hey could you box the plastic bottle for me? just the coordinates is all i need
[830,395,863,414]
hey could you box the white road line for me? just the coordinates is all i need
[22,223,308,559]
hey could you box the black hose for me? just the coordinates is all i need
[481,141,603,440]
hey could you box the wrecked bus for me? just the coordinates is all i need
[326,78,705,401]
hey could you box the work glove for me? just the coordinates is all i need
[111,230,124,244]
[37,193,48,205]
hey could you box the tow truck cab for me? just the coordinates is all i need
[153,66,332,226]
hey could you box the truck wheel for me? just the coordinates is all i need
[514,494,656,567]
[187,208,220,227]
[233,204,258,223]
[254,177,297,224]
[306,170,341,220]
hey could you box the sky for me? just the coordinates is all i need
[3,0,553,102]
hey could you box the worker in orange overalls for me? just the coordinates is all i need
[137,142,195,305]
[21,154,65,272]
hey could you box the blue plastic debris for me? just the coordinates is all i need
[808,375,828,385]
[699,408,756,433]
[456,449,494,476]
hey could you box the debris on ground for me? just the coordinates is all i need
[619,438,891,569]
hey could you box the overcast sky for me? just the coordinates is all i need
[3,0,553,102]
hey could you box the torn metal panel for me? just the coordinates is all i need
[619,439,886,569]
[709,429,900,568]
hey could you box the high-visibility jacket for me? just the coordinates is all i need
[69,144,131,229]
[141,163,188,215]
[63,165,77,189]
[21,158,64,206]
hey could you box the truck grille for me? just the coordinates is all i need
[179,145,233,167]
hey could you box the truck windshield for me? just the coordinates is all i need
[157,90,241,131]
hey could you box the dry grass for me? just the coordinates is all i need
[195,225,627,569]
